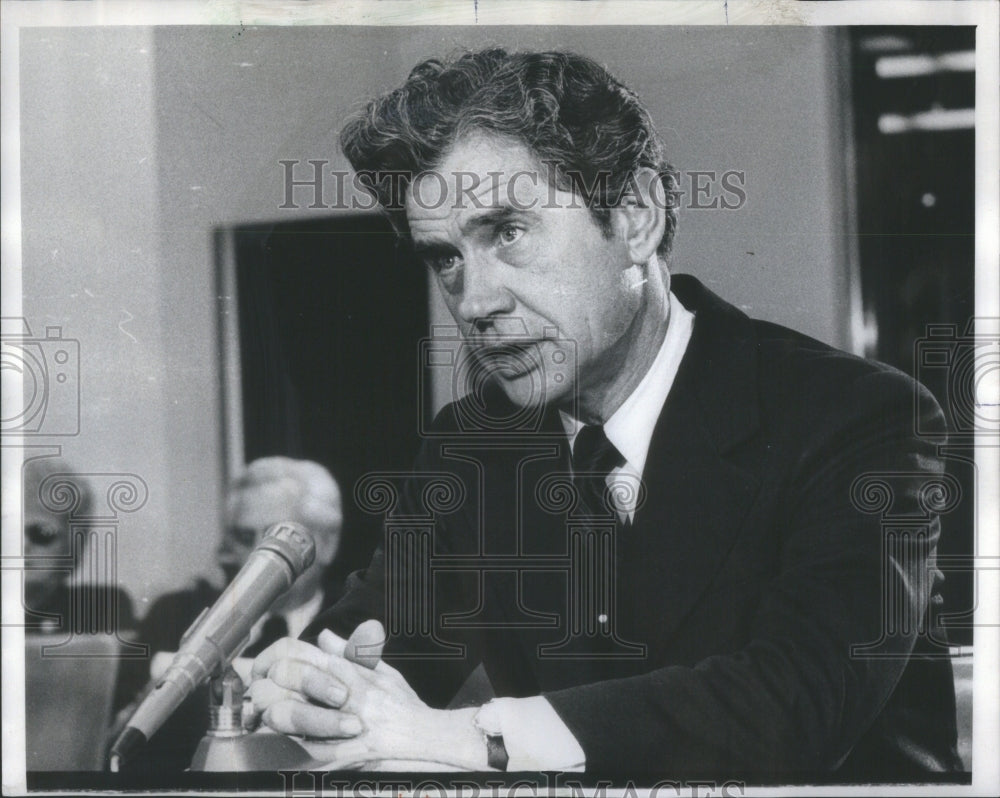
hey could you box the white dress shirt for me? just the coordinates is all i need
[491,290,696,771]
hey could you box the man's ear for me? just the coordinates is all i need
[612,167,667,266]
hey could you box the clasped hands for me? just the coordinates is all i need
[246,620,487,771]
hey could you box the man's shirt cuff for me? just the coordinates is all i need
[490,696,585,771]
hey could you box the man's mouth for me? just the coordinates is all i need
[472,341,542,378]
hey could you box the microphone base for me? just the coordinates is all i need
[189,731,319,772]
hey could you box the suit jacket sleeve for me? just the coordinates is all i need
[303,438,481,708]
[544,367,948,774]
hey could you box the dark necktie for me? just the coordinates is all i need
[243,614,289,658]
[571,424,626,520]
[564,424,644,670]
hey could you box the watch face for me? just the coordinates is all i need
[474,702,504,737]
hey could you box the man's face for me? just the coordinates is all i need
[406,132,645,416]
[23,485,71,607]
[219,481,335,610]
[218,483,301,582]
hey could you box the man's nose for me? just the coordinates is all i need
[456,258,515,328]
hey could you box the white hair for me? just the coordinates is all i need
[227,456,342,542]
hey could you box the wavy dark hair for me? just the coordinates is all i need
[340,48,678,256]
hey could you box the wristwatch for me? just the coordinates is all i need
[473,700,510,771]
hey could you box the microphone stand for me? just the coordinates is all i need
[108,522,318,772]
[189,666,318,772]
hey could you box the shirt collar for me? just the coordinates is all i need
[283,589,326,639]
[560,289,695,478]
[251,587,326,644]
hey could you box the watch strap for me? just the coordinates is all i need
[474,700,510,771]
[484,731,509,771]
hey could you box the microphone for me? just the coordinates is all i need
[108,522,315,772]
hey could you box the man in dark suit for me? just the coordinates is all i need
[248,48,961,780]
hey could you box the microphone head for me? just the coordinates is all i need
[257,522,316,577]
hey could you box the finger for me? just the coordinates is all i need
[242,701,261,733]
[305,738,375,770]
[245,677,309,732]
[344,619,386,670]
[316,630,373,685]
[319,624,390,677]
[251,636,330,679]
[262,700,364,739]
[317,643,413,697]
[247,677,306,720]
[316,628,348,657]
[267,658,348,707]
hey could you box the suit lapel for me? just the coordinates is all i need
[473,276,771,687]
[619,275,767,648]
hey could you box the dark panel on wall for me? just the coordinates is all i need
[850,26,975,646]
[232,214,427,583]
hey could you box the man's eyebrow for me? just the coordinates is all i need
[410,238,457,257]
[459,207,531,235]
[409,207,535,255]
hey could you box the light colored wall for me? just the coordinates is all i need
[18,26,850,614]
[20,27,182,614]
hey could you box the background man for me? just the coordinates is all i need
[248,49,961,779]
[22,456,136,635]
[114,456,343,772]
[22,456,138,770]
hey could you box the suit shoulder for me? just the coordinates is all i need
[425,380,530,435]
[427,399,465,434]
[141,580,220,639]
[749,318,944,433]
[73,584,137,628]
[752,318,923,392]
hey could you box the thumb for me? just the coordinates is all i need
[344,619,386,670]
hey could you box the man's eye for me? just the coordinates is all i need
[498,225,523,245]
[229,526,259,547]
[428,253,462,273]
[26,523,61,547]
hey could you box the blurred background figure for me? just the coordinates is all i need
[23,456,138,772]
[212,456,344,651]
[22,455,136,633]
[113,456,344,773]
